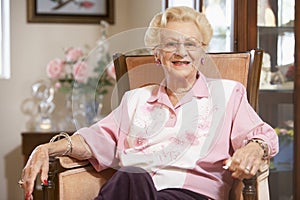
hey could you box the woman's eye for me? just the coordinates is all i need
[185,42,196,47]
[166,42,177,47]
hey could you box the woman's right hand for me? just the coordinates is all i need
[19,134,93,199]
[20,144,50,200]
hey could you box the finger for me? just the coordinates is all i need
[231,167,253,180]
[228,157,241,172]
[230,159,249,179]
[25,192,33,200]
[237,159,252,174]
[22,164,40,197]
[248,158,262,175]
[223,158,232,170]
[244,165,252,174]
[235,161,255,177]
[240,156,262,175]
[22,156,45,196]
[231,170,243,180]
[40,157,49,186]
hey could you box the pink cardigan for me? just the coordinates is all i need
[77,74,278,200]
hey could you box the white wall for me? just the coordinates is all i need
[0,0,161,199]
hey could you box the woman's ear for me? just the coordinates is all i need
[200,57,205,65]
[153,49,161,65]
[155,58,162,65]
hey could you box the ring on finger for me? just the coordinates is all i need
[245,166,251,172]
[18,179,24,188]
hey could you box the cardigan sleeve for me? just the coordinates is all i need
[230,83,279,158]
[75,92,131,171]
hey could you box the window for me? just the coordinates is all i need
[163,0,234,52]
[257,0,295,69]
[0,0,10,79]
[202,0,233,52]
[277,0,294,66]
[163,0,200,11]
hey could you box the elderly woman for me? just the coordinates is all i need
[20,6,278,200]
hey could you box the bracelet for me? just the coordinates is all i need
[248,139,269,160]
[49,132,72,156]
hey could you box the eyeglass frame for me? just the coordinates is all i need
[153,37,206,53]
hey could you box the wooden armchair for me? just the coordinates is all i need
[42,49,269,200]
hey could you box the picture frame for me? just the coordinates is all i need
[27,0,114,24]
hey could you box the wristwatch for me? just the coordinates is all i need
[248,139,269,160]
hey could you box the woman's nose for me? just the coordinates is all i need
[175,43,188,57]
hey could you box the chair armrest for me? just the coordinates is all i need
[58,166,115,200]
[57,156,116,200]
[58,156,90,169]
[242,159,270,200]
[43,156,115,200]
[256,160,270,200]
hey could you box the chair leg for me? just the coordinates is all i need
[242,176,257,200]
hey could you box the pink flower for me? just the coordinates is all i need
[185,132,199,145]
[285,65,294,81]
[73,61,89,83]
[107,62,116,80]
[80,1,94,8]
[279,128,288,135]
[55,82,61,89]
[65,47,84,62]
[46,58,65,79]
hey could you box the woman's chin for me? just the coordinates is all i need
[168,70,196,82]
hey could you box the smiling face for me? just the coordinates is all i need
[155,21,205,86]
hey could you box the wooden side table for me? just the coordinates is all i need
[22,132,57,164]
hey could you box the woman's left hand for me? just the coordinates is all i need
[225,142,265,180]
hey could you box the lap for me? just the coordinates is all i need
[158,188,208,200]
[96,166,208,200]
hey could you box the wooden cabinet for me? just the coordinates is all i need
[259,90,294,199]
[247,0,299,199]
[269,170,293,199]
[259,90,293,127]
[200,0,299,198]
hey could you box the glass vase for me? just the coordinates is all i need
[72,93,104,129]
[59,93,77,132]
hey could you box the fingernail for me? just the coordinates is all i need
[25,192,30,200]
[223,159,232,170]
[43,180,49,185]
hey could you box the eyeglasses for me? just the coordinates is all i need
[155,38,204,52]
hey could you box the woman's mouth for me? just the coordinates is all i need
[171,61,191,66]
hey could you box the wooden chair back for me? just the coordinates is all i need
[113,49,263,111]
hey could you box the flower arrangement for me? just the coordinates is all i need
[46,46,115,96]
[45,21,115,128]
[285,64,295,81]
[46,21,115,97]
[274,120,294,146]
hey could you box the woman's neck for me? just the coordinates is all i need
[165,74,197,96]
[166,85,192,97]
